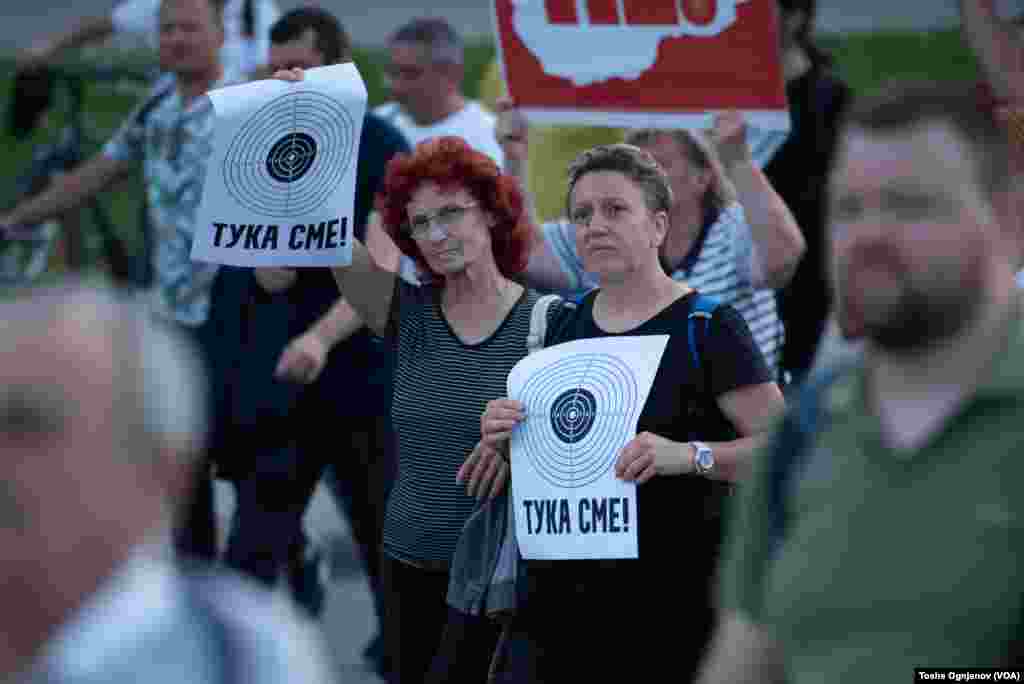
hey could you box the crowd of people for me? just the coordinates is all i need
[1,0,1023,682]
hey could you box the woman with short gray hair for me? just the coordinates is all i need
[472,142,786,682]
[498,103,804,377]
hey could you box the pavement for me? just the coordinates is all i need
[213,481,385,684]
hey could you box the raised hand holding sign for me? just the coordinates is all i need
[191,63,367,267]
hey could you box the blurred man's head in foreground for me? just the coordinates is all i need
[0,282,208,679]
[829,81,1015,349]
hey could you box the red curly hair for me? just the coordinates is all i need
[375,136,534,280]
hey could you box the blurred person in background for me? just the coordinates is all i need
[242,6,410,675]
[375,17,504,167]
[961,0,1024,283]
[0,282,334,684]
[962,0,1024,112]
[16,0,279,80]
[767,0,851,387]
[1,0,240,567]
[699,82,1024,684]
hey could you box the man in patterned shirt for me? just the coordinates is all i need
[0,0,233,561]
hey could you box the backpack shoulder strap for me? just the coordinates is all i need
[686,293,721,375]
[527,294,560,355]
[378,102,402,122]
[765,361,850,559]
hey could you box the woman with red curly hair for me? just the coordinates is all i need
[285,120,566,681]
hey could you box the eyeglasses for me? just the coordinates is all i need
[405,203,478,240]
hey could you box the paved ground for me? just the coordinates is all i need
[0,0,992,54]
[214,481,385,684]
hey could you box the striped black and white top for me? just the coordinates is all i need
[383,281,554,567]
[542,203,783,374]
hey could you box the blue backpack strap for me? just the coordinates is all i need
[764,361,850,559]
[687,293,721,375]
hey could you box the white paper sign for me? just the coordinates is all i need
[507,335,669,560]
[191,63,367,267]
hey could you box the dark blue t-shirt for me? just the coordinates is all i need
[288,112,410,411]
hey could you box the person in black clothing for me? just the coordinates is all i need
[237,10,409,659]
[476,144,786,682]
[767,0,852,385]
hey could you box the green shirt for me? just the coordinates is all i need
[720,302,1024,681]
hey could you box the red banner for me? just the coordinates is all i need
[491,0,790,133]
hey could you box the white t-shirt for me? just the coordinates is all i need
[111,0,280,78]
[373,100,505,168]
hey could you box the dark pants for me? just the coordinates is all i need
[322,409,396,624]
[381,554,505,684]
[497,563,715,683]
[172,310,228,565]
[223,374,396,603]
[222,440,323,586]
[426,607,505,684]
[174,459,218,562]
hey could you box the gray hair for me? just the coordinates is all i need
[0,282,209,461]
[390,17,464,65]
[565,143,674,218]
[134,306,209,456]
[624,128,736,216]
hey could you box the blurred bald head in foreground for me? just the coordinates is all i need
[0,282,333,684]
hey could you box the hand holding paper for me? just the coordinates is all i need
[505,335,669,560]
[191,63,367,267]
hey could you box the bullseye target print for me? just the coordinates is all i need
[517,353,640,489]
[221,91,356,218]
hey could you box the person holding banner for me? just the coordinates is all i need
[328,134,561,684]
[769,0,852,386]
[474,143,786,682]
[247,6,411,672]
[497,100,804,375]
[262,62,566,675]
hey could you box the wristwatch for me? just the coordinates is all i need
[691,441,714,475]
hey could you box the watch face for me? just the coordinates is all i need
[697,447,714,470]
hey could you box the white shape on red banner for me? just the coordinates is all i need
[511,0,751,86]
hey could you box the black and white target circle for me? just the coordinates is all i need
[517,353,639,489]
[222,91,356,218]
